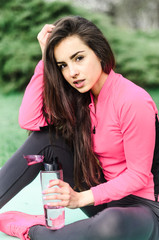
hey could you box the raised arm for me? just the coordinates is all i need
[19,25,54,131]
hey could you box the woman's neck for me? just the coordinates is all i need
[91,71,108,106]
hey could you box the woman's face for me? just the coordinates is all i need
[54,35,108,98]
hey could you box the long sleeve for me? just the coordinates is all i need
[19,60,48,131]
[90,71,158,205]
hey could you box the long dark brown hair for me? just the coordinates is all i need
[43,16,115,190]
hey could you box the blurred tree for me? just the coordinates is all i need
[71,0,119,13]
[0,0,159,92]
[72,0,159,31]
[115,0,159,31]
[0,0,86,92]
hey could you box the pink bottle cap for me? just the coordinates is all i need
[23,155,44,166]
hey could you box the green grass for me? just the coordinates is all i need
[0,92,28,167]
[0,88,159,167]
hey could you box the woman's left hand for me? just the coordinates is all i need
[43,179,94,209]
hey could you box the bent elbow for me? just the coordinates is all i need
[137,173,150,190]
[18,115,39,131]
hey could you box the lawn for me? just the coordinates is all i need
[0,92,28,167]
[0,88,159,167]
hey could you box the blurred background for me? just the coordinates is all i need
[0,0,159,165]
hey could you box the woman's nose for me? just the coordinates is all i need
[69,65,79,78]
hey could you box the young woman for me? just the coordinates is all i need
[0,16,159,240]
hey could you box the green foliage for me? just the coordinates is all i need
[0,0,159,92]
[109,28,159,87]
[0,0,88,92]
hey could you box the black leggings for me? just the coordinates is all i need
[0,128,159,239]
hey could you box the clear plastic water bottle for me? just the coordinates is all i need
[40,157,65,230]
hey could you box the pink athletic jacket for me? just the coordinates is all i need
[19,61,158,206]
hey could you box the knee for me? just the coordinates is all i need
[88,208,126,240]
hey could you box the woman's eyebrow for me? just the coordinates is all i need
[70,50,85,60]
[56,50,85,64]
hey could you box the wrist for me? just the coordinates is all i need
[78,190,95,207]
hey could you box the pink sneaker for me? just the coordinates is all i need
[0,211,45,239]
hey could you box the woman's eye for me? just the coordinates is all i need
[58,64,66,71]
[76,56,84,62]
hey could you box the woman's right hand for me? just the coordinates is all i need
[37,24,55,60]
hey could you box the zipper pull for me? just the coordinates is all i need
[93,126,96,134]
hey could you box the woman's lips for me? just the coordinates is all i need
[73,79,85,88]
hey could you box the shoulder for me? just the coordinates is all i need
[110,71,157,118]
[112,72,154,105]
[113,72,149,99]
